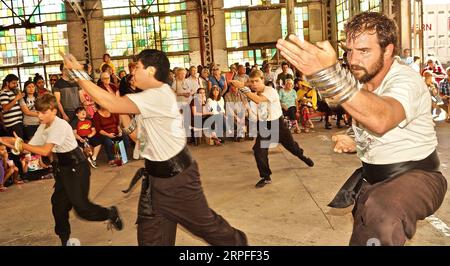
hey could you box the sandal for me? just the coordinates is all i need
[0,186,7,192]
[14,179,24,185]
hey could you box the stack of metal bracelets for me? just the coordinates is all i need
[65,69,92,82]
[306,63,362,107]
[121,118,137,135]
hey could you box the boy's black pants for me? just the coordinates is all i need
[51,158,110,240]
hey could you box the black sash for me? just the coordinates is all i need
[328,150,440,208]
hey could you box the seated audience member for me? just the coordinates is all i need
[21,153,53,181]
[205,85,226,145]
[225,85,248,141]
[279,78,300,133]
[93,104,128,166]
[71,107,102,168]
[190,88,212,146]
[99,72,120,96]
[299,97,315,132]
[0,144,23,190]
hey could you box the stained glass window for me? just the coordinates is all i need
[19,65,44,90]
[0,29,18,65]
[336,0,350,41]
[102,0,131,16]
[158,0,186,13]
[0,68,19,83]
[104,19,133,57]
[359,0,381,12]
[168,55,190,69]
[225,11,248,48]
[131,0,158,14]
[255,48,277,65]
[103,1,190,66]
[15,27,43,64]
[227,50,255,67]
[112,59,132,74]
[281,7,309,40]
[224,0,281,8]
[42,24,68,62]
[132,17,158,53]
[160,15,189,52]
[0,1,67,90]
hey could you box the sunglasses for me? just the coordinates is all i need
[50,79,57,81]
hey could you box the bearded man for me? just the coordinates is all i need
[277,12,447,246]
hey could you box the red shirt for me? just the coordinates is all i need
[71,119,93,137]
[93,111,119,136]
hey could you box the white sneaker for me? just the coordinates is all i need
[87,157,98,168]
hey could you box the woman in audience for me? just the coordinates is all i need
[279,79,301,133]
[206,85,226,145]
[33,73,48,96]
[93,104,127,166]
[99,72,120,96]
[190,87,213,146]
[22,80,40,140]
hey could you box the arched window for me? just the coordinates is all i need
[0,0,68,89]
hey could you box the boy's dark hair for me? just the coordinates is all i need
[75,107,86,114]
[281,62,289,67]
[135,49,170,83]
[35,93,58,112]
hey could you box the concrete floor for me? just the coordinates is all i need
[1,120,450,246]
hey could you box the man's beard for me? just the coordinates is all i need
[349,54,384,83]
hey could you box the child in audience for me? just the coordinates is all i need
[0,144,23,191]
[21,152,53,181]
[71,107,101,168]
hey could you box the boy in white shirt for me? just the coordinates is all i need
[231,70,314,188]
[60,49,247,246]
[0,94,123,245]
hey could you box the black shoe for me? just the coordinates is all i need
[299,155,314,167]
[325,123,332,129]
[108,206,123,231]
[255,178,272,188]
[60,236,69,246]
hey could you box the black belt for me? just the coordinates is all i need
[56,147,86,166]
[328,150,440,208]
[122,146,194,219]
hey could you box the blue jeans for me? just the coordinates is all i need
[101,135,129,161]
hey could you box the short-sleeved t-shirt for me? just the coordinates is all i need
[127,84,186,161]
[0,89,23,128]
[279,89,297,108]
[71,118,94,137]
[21,96,40,126]
[255,86,283,121]
[52,79,81,111]
[353,60,437,164]
[29,116,78,153]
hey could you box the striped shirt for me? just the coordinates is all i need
[0,89,23,128]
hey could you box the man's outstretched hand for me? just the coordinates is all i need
[59,51,83,71]
[276,35,338,76]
